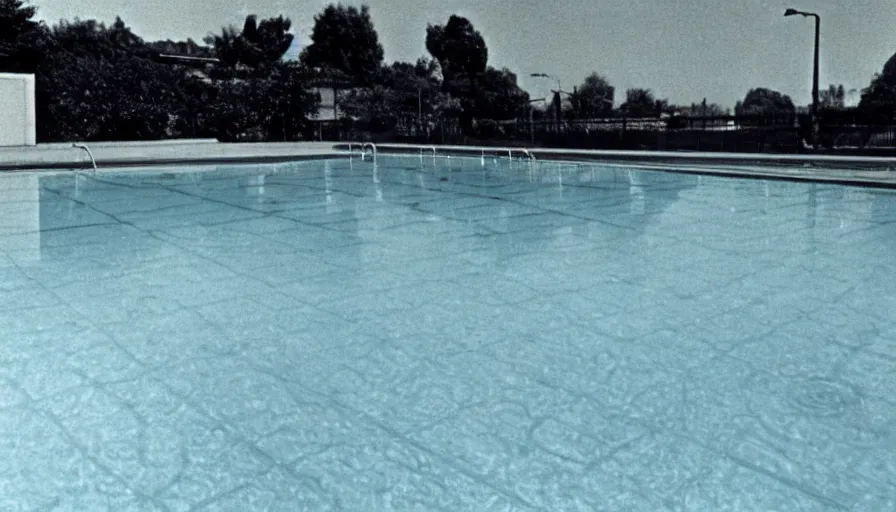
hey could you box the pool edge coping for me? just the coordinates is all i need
[363,143,896,189]
[3,141,896,188]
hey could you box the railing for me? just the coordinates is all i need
[341,143,541,165]
[347,142,377,163]
[321,113,896,155]
[72,143,98,171]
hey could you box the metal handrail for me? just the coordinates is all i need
[348,142,377,163]
[346,142,378,163]
[419,146,437,160]
[362,142,377,163]
[343,144,540,164]
[518,148,536,161]
[504,148,536,161]
[72,143,97,171]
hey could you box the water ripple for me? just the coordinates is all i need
[790,378,863,418]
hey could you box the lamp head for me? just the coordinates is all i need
[784,8,800,16]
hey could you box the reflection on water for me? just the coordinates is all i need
[372,162,383,202]
[324,159,334,206]
[628,169,646,216]
[245,173,265,198]
[0,160,889,278]
[0,174,41,265]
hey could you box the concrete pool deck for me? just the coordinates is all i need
[0,140,342,171]
[2,140,896,188]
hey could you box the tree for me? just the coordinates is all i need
[29,14,318,143]
[425,15,487,81]
[820,84,846,109]
[1,5,320,143]
[253,16,294,65]
[337,58,452,132]
[205,25,241,66]
[381,60,441,113]
[424,57,443,85]
[147,38,215,59]
[686,101,729,116]
[734,87,795,115]
[0,0,47,73]
[859,53,896,118]
[300,4,383,84]
[205,63,318,141]
[413,57,444,85]
[0,0,36,44]
[620,88,669,117]
[108,16,143,49]
[570,72,614,118]
[35,18,182,141]
[472,67,528,120]
[206,14,293,69]
[337,85,397,131]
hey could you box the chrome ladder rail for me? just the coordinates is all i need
[510,148,536,161]
[361,142,377,163]
[72,143,98,171]
[520,148,536,161]
[419,146,437,162]
[344,143,533,165]
[347,142,378,163]
[501,147,536,162]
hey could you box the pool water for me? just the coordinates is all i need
[1,156,894,510]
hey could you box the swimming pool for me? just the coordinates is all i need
[1,154,894,510]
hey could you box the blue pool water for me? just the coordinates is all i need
[0,155,894,510]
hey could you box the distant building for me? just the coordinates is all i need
[304,68,357,124]
[153,54,220,68]
[310,87,337,122]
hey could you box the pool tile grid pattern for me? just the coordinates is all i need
[0,156,894,510]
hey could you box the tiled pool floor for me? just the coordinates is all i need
[0,156,895,510]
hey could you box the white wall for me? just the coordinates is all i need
[0,73,36,146]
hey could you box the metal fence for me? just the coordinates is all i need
[310,112,896,155]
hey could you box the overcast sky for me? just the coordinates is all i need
[32,0,896,108]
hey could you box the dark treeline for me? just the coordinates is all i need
[2,0,896,144]
[0,1,533,142]
[0,1,319,142]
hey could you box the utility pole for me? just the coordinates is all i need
[530,105,535,144]
[702,97,707,131]
[528,98,545,145]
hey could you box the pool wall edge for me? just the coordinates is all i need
[4,140,896,188]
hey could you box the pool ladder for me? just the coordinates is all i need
[346,143,536,165]
[348,142,377,163]
[73,143,98,171]
[477,148,536,165]
[499,148,536,161]
[420,146,437,160]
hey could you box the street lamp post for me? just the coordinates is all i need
[531,73,567,133]
[784,8,820,148]
[530,73,561,93]
[528,97,547,144]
